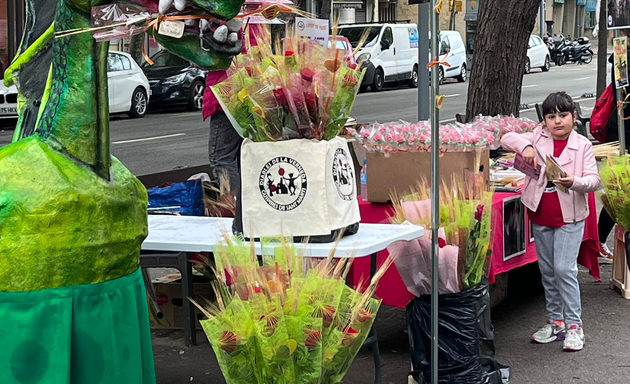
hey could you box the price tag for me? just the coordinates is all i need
[158,20,185,39]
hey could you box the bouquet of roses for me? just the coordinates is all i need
[599,155,630,231]
[212,27,365,142]
[195,236,391,384]
[387,176,493,295]
[348,115,539,154]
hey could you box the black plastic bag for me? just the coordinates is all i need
[407,282,510,384]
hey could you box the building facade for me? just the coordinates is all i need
[544,0,599,39]
[1,0,25,75]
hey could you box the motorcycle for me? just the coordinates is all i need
[544,36,566,66]
[563,36,593,65]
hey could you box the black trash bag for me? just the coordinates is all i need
[476,280,511,384]
[407,284,485,384]
[407,282,510,384]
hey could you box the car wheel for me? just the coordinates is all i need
[372,68,384,92]
[187,80,205,111]
[542,56,550,72]
[408,65,419,88]
[128,88,147,118]
[438,67,445,85]
[456,64,467,82]
[524,58,531,74]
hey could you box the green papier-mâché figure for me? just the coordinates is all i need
[0,1,244,383]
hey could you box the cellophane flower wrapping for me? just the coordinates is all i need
[600,155,630,231]
[388,177,494,294]
[348,115,539,155]
[212,26,365,142]
[198,236,391,384]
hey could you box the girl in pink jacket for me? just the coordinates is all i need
[501,91,600,352]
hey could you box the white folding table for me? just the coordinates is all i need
[142,215,424,383]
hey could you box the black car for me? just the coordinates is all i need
[142,51,207,111]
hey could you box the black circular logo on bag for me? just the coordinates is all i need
[332,148,354,201]
[259,157,307,211]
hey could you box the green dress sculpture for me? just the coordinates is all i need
[0,0,244,383]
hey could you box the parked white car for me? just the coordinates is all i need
[526,35,551,74]
[0,83,18,120]
[437,30,468,84]
[107,51,151,118]
[339,23,419,92]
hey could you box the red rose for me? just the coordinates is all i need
[356,309,373,324]
[438,237,447,248]
[304,328,322,348]
[300,68,315,82]
[342,327,359,346]
[284,50,294,56]
[273,88,287,106]
[218,331,238,353]
[475,204,484,221]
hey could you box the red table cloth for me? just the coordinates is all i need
[350,192,601,308]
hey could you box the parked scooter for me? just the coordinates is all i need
[563,36,593,65]
[544,35,566,66]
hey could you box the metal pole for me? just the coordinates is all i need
[7,0,15,63]
[429,0,440,383]
[539,0,545,37]
[615,29,627,155]
[418,3,430,121]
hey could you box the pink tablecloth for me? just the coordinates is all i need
[349,193,601,309]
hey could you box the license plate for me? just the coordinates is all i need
[0,107,17,114]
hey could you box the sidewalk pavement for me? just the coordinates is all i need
[152,259,630,384]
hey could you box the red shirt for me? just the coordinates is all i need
[527,138,568,228]
[202,24,263,120]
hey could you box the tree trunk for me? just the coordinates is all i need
[465,0,541,121]
[596,0,608,98]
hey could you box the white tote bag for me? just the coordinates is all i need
[240,137,361,238]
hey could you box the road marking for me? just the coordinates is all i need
[566,68,582,71]
[444,94,460,98]
[113,133,186,144]
[575,77,591,80]
[440,118,457,123]
[522,85,538,88]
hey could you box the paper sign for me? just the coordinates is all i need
[158,20,185,39]
[614,37,629,89]
[408,27,419,48]
[295,17,329,47]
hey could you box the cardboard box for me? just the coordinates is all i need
[147,273,213,330]
[365,150,490,203]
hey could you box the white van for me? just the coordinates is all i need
[338,23,419,92]
[437,30,467,84]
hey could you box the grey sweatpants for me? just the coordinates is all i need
[532,221,585,326]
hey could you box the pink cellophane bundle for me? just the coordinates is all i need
[348,115,539,155]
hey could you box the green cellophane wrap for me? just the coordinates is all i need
[0,268,156,384]
[201,299,260,384]
[321,290,381,384]
[286,316,324,384]
[599,155,630,231]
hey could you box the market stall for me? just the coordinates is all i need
[349,192,601,308]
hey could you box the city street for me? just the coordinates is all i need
[0,63,599,176]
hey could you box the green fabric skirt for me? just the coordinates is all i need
[0,268,156,384]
